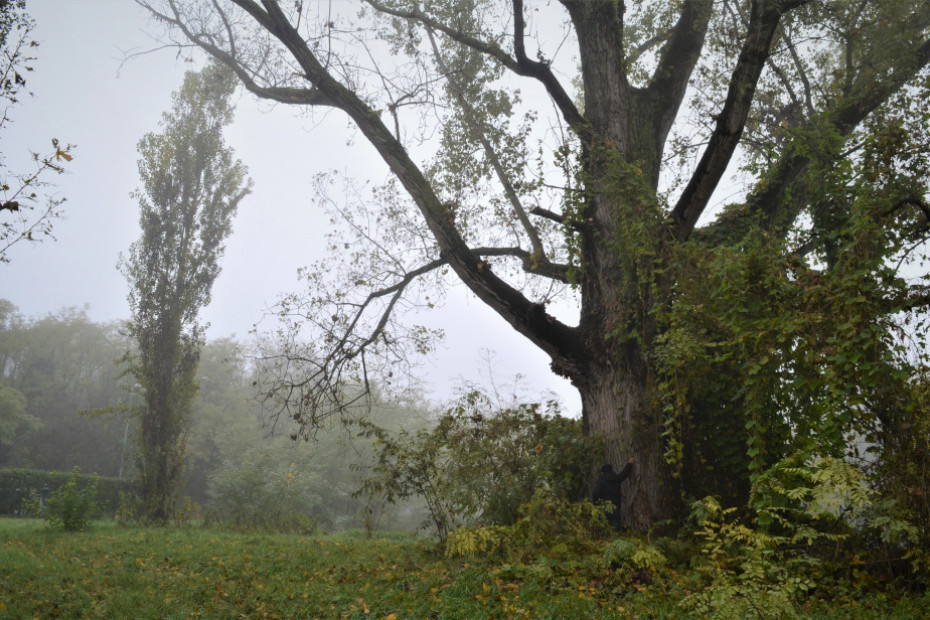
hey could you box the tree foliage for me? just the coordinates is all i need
[0,0,73,262]
[0,384,31,446]
[142,0,930,532]
[42,466,98,532]
[358,388,598,544]
[0,301,131,475]
[121,61,250,523]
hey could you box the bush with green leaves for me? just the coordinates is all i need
[43,467,98,532]
[358,390,600,544]
[206,449,322,534]
[1,468,133,517]
[680,454,921,619]
[446,488,612,562]
[602,538,667,577]
[682,495,813,620]
[753,452,921,580]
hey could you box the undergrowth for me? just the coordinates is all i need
[0,510,926,619]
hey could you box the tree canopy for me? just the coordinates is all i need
[0,301,130,474]
[142,0,930,530]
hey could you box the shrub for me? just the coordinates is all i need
[446,489,612,562]
[681,495,814,620]
[358,390,600,544]
[0,467,133,517]
[680,455,892,619]
[206,457,321,534]
[602,538,667,575]
[44,467,98,531]
[445,524,510,559]
[115,491,142,525]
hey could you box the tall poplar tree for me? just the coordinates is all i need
[122,62,251,523]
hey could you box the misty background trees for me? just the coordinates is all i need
[1,299,590,536]
[0,302,128,474]
[0,300,434,532]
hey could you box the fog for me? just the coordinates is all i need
[0,1,580,412]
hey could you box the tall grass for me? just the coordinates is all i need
[0,518,925,619]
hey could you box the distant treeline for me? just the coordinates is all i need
[0,300,434,532]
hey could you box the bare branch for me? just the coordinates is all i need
[640,0,713,150]
[257,236,572,436]
[747,36,930,234]
[530,206,564,225]
[140,0,337,105]
[671,0,811,241]
[510,0,585,130]
[256,254,446,436]
[423,24,547,259]
[783,24,814,116]
[626,31,670,68]
[360,0,584,130]
[765,37,803,116]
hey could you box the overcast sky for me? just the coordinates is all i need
[0,0,580,411]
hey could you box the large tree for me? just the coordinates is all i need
[142,0,930,528]
[121,62,250,523]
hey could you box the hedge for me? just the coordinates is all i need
[0,468,136,517]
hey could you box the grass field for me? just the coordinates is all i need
[0,518,925,619]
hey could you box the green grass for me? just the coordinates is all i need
[0,518,925,619]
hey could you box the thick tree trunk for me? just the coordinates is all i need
[576,344,679,529]
[558,1,686,530]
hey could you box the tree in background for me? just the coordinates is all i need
[0,306,413,531]
[184,337,252,504]
[181,338,434,533]
[202,398,415,533]
[0,384,32,447]
[0,0,72,262]
[0,300,35,447]
[121,62,250,523]
[0,301,130,474]
[144,1,930,530]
